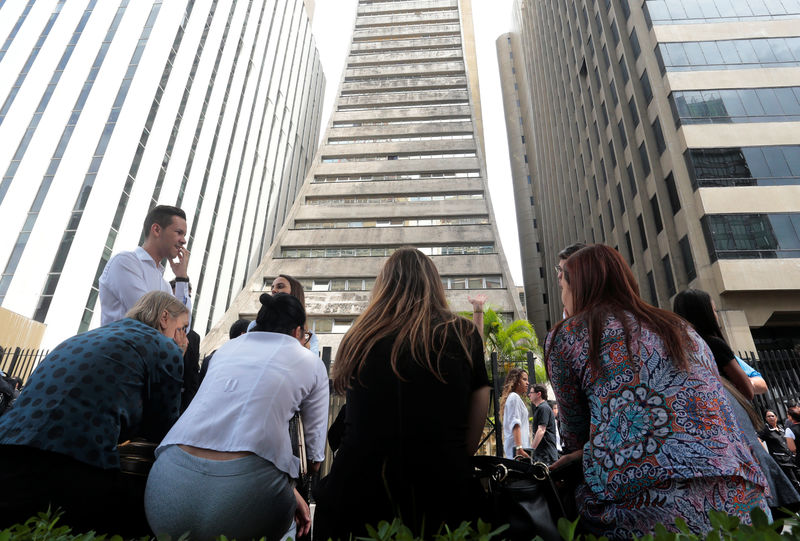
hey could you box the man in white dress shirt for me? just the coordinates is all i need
[99,205,191,325]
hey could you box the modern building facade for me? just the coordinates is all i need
[499,0,800,352]
[204,0,524,357]
[0,0,325,347]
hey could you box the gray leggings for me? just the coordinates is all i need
[145,445,295,541]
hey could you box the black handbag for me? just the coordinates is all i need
[471,455,582,541]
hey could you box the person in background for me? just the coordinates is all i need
[673,289,755,400]
[760,410,800,493]
[547,244,767,538]
[0,291,187,534]
[786,409,800,460]
[556,243,586,319]
[736,356,768,395]
[467,293,488,338]
[270,275,318,356]
[500,368,531,460]
[313,248,489,540]
[199,318,251,383]
[145,293,328,541]
[548,400,562,454]
[528,384,558,464]
[171,280,200,412]
[99,205,191,325]
[786,403,800,429]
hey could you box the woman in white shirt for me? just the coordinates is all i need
[500,368,532,459]
[144,293,329,541]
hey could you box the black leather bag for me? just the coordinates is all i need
[471,455,581,541]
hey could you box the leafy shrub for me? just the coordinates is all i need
[3,508,799,541]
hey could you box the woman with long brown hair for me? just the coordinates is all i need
[313,248,490,540]
[546,244,768,538]
[499,368,531,459]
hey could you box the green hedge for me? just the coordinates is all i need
[3,508,798,541]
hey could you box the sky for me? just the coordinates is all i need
[311,1,523,284]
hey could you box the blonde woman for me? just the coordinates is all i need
[313,248,489,540]
[500,368,532,459]
[0,291,188,534]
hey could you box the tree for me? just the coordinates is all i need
[462,306,547,383]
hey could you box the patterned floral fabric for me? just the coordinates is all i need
[546,313,768,537]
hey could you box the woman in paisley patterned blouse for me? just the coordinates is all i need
[545,244,768,539]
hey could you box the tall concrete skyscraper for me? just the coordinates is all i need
[204,0,524,357]
[499,0,800,352]
[0,0,324,347]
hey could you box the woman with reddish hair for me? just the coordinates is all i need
[546,244,768,539]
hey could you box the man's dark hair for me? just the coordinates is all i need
[558,242,586,260]
[789,408,800,423]
[531,384,548,401]
[229,318,251,339]
[143,205,186,239]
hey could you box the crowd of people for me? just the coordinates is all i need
[0,203,792,540]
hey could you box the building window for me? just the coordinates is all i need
[646,0,800,24]
[658,37,800,72]
[630,28,641,59]
[629,96,639,127]
[609,140,617,168]
[610,20,620,45]
[619,55,630,83]
[679,235,696,281]
[627,163,637,194]
[640,70,653,103]
[671,87,800,125]
[607,200,615,229]
[618,119,627,148]
[610,80,619,105]
[281,245,494,258]
[637,214,648,250]
[686,145,800,187]
[625,231,634,264]
[621,0,630,20]
[617,183,625,213]
[652,117,666,154]
[662,254,676,297]
[647,270,657,305]
[651,194,663,233]
[665,172,681,214]
[701,213,800,259]
[639,142,651,177]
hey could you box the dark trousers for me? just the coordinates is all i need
[0,445,148,536]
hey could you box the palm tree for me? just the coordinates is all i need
[462,306,546,383]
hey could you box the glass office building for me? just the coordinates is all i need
[499,0,800,351]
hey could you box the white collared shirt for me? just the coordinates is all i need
[99,247,191,326]
[503,392,532,459]
[157,331,330,477]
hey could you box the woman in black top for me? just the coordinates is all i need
[673,289,754,399]
[674,289,800,508]
[313,248,490,540]
[759,410,800,491]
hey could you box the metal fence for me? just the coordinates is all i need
[744,349,800,421]
[0,346,48,384]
